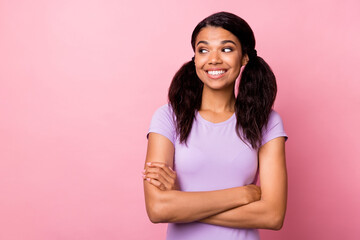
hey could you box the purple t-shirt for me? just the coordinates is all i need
[147,104,288,240]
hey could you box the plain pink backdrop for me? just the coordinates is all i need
[1,0,359,239]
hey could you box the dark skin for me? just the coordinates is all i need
[142,26,259,197]
[142,161,259,193]
[143,27,287,229]
[142,162,180,191]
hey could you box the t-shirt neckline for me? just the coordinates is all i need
[196,111,236,126]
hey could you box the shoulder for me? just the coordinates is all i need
[261,110,288,146]
[267,110,284,128]
[151,103,176,123]
[147,103,177,145]
[155,103,174,115]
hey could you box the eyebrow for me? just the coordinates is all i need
[221,40,237,45]
[196,40,237,46]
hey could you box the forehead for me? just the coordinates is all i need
[195,26,240,45]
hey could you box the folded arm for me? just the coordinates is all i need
[199,137,288,230]
[143,133,260,223]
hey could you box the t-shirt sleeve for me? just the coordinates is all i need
[261,110,288,146]
[146,104,176,145]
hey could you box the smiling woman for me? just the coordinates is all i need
[143,12,288,240]
[194,27,246,92]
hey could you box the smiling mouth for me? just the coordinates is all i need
[206,69,227,78]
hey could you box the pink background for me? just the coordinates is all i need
[1,0,359,239]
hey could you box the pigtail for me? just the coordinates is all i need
[167,12,278,148]
[235,55,277,149]
[168,60,203,144]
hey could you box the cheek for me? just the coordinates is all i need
[226,54,241,65]
[194,58,207,73]
[195,68,205,82]
[194,55,207,66]
[225,56,241,77]
[228,57,242,72]
[194,65,208,83]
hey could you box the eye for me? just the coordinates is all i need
[222,47,233,53]
[198,48,209,54]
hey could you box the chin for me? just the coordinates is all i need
[203,83,234,91]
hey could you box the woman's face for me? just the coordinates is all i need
[194,26,248,91]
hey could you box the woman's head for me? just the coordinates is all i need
[193,26,246,92]
[168,12,277,149]
[191,12,257,62]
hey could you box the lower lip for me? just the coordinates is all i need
[206,71,227,79]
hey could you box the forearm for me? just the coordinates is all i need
[198,137,288,230]
[199,199,286,230]
[144,181,252,223]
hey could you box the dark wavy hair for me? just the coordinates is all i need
[168,12,277,149]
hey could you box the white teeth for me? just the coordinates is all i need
[208,70,225,75]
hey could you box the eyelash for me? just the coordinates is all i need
[198,49,208,53]
[222,47,233,52]
[197,47,233,54]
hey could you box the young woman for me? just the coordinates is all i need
[143,12,288,240]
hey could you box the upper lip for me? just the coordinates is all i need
[205,68,227,72]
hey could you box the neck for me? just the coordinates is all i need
[200,84,236,113]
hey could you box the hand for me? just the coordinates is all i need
[243,184,261,204]
[143,162,179,191]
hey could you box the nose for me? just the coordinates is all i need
[208,51,222,64]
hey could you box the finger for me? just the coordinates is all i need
[145,172,172,190]
[144,176,166,190]
[145,165,174,182]
[148,162,176,174]
[144,164,177,190]
[146,162,176,178]
[146,162,175,176]
[145,169,176,191]
[145,167,174,187]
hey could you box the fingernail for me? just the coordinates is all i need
[147,162,151,166]
[169,166,174,171]
[142,174,146,178]
[146,178,150,182]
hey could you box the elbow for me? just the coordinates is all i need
[147,208,162,224]
[266,212,285,230]
[147,201,185,224]
[261,200,286,230]
[146,201,168,223]
[148,214,163,224]
[269,218,284,231]
[145,185,172,223]
[146,191,174,223]
[145,189,182,223]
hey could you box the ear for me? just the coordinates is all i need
[241,54,249,66]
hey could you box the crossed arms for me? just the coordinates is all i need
[143,132,287,230]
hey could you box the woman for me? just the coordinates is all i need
[143,12,288,240]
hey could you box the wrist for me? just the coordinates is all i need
[237,186,252,206]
